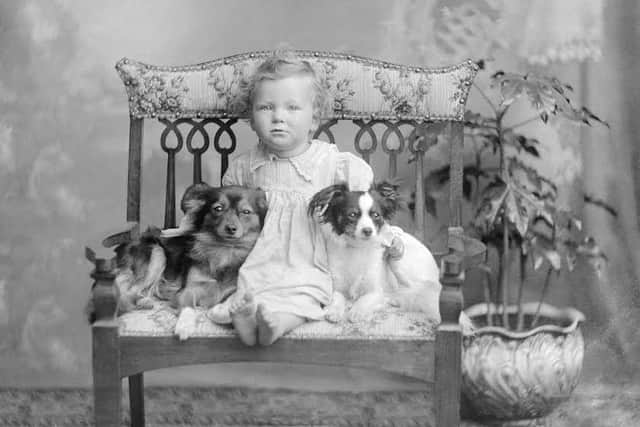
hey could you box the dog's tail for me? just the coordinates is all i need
[140,244,167,301]
[387,282,476,335]
[388,281,441,319]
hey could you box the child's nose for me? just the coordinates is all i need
[271,108,285,122]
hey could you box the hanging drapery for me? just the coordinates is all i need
[381,0,604,66]
[501,0,603,65]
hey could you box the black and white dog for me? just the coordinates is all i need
[308,182,442,323]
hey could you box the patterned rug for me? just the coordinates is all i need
[1,385,639,426]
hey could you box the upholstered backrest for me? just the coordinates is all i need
[115,50,478,244]
[116,50,476,121]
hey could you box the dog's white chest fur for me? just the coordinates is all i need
[323,225,389,300]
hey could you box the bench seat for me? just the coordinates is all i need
[119,303,437,341]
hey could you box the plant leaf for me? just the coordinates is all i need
[492,72,609,127]
[502,130,540,157]
[584,193,618,217]
[473,158,557,243]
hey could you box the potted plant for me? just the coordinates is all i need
[428,62,614,425]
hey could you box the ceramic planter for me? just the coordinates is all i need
[461,302,585,426]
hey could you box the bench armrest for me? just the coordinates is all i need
[85,221,140,324]
[101,221,140,248]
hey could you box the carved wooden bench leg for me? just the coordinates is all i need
[435,326,462,426]
[93,321,122,427]
[435,254,465,427]
[129,373,145,427]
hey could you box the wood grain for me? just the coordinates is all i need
[127,117,143,223]
[120,336,436,382]
[92,321,122,427]
[128,373,145,427]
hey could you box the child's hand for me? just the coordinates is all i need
[385,235,404,261]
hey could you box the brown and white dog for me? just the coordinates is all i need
[107,183,267,339]
[308,182,442,323]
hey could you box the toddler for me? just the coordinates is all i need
[220,52,373,346]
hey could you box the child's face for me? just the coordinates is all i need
[250,76,317,158]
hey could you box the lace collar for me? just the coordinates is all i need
[249,140,328,182]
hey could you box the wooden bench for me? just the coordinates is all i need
[86,50,485,426]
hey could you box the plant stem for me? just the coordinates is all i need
[496,107,508,182]
[473,82,498,115]
[496,108,510,329]
[474,139,482,206]
[502,219,510,329]
[531,266,554,328]
[516,249,527,331]
[506,115,540,131]
[496,246,503,327]
[482,261,493,326]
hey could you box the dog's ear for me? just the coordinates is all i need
[308,183,349,221]
[173,183,216,234]
[253,187,269,226]
[372,181,402,220]
[181,183,213,213]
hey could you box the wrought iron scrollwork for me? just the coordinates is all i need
[159,118,239,227]
[352,119,381,164]
[210,118,238,179]
[159,118,189,228]
[380,120,410,178]
[313,118,339,145]
[185,120,210,183]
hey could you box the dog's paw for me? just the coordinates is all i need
[206,303,232,324]
[118,294,138,314]
[174,307,199,340]
[460,312,476,336]
[347,306,374,323]
[135,296,155,310]
[324,305,345,323]
[386,296,401,308]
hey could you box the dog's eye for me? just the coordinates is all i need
[241,209,252,215]
[371,212,380,218]
[348,212,357,218]
[212,204,223,212]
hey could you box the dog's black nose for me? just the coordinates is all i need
[225,225,237,234]
[361,227,373,237]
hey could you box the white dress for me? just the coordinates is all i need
[222,140,373,320]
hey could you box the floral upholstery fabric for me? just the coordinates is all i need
[119,302,437,341]
[116,50,478,122]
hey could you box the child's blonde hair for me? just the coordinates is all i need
[233,51,330,126]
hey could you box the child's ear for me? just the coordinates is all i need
[311,116,320,134]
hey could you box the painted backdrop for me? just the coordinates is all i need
[1,0,638,389]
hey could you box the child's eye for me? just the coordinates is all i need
[288,104,300,111]
[256,105,272,111]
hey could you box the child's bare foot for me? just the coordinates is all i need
[256,304,280,346]
[230,293,257,346]
[256,304,306,346]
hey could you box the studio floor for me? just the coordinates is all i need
[1,382,639,427]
